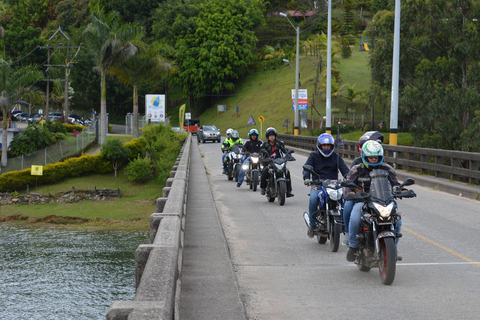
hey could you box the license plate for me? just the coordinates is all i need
[211,135,215,138]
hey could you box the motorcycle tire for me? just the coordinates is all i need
[234,165,240,182]
[358,261,371,272]
[379,237,397,285]
[252,171,259,192]
[329,222,342,252]
[317,234,327,244]
[278,180,286,206]
[228,168,234,180]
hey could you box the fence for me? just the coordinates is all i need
[2,129,96,174]
[125,114,149,135]
[277,134,480,185]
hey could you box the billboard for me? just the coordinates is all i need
[291,89,308,111]
[145,94,165,123]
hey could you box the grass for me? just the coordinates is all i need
[0,134,167,231]
[197,49,408,142]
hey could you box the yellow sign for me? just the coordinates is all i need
[258,115,265,123]
[31,165,43,176]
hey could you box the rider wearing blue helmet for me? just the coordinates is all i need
[303,133,349,238]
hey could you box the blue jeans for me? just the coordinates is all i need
[349,202,402,248]
[237,156,250,184]
[222,153,227,172]
[308,186,322,227]
[343,200,354,233]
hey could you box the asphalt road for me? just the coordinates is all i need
[197,140,480,320]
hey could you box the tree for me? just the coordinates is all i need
[173,0,264,111]
[100,139,129,177]
[343,83,361,116]
[82,10,144,145]
[110,42,172,138]
[0,59,43,168]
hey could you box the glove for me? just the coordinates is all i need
[304,179,311,186]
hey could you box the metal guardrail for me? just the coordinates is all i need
[278,134,480,185]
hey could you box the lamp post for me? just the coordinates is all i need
[280,12,300,136]
[326,0,332,134]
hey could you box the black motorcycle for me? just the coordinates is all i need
[341,169,416,285]
[242,152,262,191]
[224,144,244,181]
[262,150,295,206]
[302,165,344,252]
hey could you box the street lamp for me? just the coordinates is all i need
[280,12,300,136]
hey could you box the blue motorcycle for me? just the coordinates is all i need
[302,165,345,252]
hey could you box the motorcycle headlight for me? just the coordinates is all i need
[242,164,249,170]
[274,163,285,170]
[234,154,242,159]
[373,202,394,219]
[251,157,259,164]
[327,188,342,201]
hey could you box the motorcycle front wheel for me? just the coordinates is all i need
[329,222,342,252]
[228,164,234,181]
[234,165,240,182]
[277,180,286,206]
[252,171,259,192]
[378,237,397,285]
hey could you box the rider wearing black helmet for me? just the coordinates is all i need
[237,129,263,187]
[259,127,294,197]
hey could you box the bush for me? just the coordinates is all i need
[100,140,129,177]
[125,156,154,183]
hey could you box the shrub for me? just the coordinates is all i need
[125,156,154,183]
[100,140,129,177]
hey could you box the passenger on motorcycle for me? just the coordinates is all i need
[222,130,243,174]
[237,129,263,187]
[345,140,402,262]
[303,133,349,238]
[343,131,384,245]
[259,127,294,197]
[221,128,234,174]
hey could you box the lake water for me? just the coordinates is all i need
[0,225,148,320]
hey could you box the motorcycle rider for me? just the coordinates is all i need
[344,140,402,262]
[222,130,243,174]
[221,128,234,174]
[237,128,263,187]
[343,131,384,245]
[303,133,349,238]
[259,127,294,197]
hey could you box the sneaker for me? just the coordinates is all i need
[260,188,265,195]
[236,183,241,187]
[346,247,357,262]
[307,226,315,238]
[286,192,294,198]
[342,233,349,246]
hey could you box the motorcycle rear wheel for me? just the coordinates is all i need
[278,180,286,206]
[252,171,259,191]
[329,222,342,252]
[379,237,397,285]
[317,234,327,244]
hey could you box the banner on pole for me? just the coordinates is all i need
[291,89,308,110]
[247,115,256,127]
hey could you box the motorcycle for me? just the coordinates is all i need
[242,152,262,191]
[262,150,295,206]
[341,169,416,285]
[302,165,344,252]
[224,144,244,181]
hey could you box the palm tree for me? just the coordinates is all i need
[83,10,143,145]
[344,83,361,116]
[109,42,172,138]
[0,59,43,169]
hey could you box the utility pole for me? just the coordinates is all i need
[40,27,81,121]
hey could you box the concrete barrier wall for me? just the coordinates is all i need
[107,135,192,320]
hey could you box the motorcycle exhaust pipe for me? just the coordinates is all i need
[303,212,310,227]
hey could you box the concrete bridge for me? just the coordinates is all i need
[107,135,480,319]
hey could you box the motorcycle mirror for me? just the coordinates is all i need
[340,180,357,189]
[302,165,314,173]
[401,178,415,187]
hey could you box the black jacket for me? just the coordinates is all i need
[243,139,263,155]
[303,150,349,181]
[261,139,287,159]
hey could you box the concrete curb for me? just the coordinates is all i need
[107,135,192,320]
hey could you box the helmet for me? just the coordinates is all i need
[316,133,335,157]
[358,131,384,153]
[248,129,259,138]
[361,140,384,168]
[226,128,233,136]
[231,130,240,141]
[265,127,277,138]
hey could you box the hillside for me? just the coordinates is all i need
[197,49,372,139]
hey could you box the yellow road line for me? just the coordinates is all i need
[403,227,480,267]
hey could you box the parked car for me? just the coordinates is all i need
[171,126,187,134]
[197,125,221,143]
